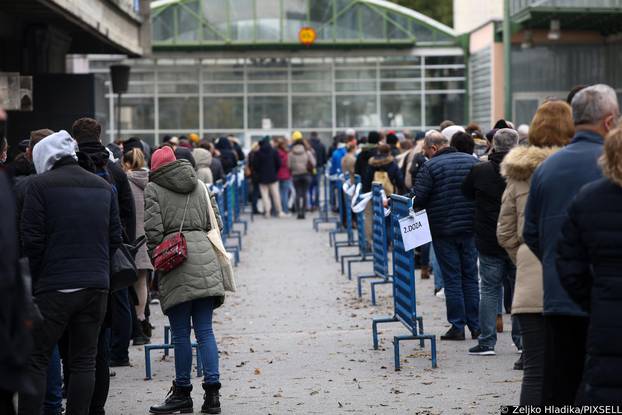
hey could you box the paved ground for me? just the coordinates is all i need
[107,212,521,414]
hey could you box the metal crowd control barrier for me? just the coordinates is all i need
[333,175,358,261]
[224,176,242,250]
[145,326,203,380]
[328,176,348,247]
[215,180,240,266]
[339,175,373,279]
[313,167,339,231]
[357,183,392,305]
[233,164,249,233]
[372,195,437,371]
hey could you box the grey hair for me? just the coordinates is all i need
[493,128,519,152]
[424,130,448,148]
[572,84,620,125]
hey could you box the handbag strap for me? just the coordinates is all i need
[178,194,190,234]
[202,182,219,232]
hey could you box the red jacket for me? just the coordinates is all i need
[277,148,291,180]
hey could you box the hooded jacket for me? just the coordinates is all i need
[21,133,122,294]
[144,160,225,313]
[461,150,510,256]
[215,137,238,175]
[557,170,622,403]
[288,142,316,176]
[523,130,604,316]
[251,140,281,184]
[363,153,405,195]
[192,148,214,184]
[127,170,153,270]
[497,146,558,314]
[309,137,327,168]
[412,147,478,238]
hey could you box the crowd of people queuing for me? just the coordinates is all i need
[0,80,621,414]
[0,118,241,414]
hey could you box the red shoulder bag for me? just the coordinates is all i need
[153,195,190,273]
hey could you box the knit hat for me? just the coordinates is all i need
[123,137,143,154]
[386,133,398,145]
[151,146,176,172]
[292,130,303,141]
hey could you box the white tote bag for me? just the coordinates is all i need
[202,182,237,292]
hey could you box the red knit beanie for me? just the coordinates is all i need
[151,146,176,172]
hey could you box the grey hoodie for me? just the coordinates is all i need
[32,130,77,174]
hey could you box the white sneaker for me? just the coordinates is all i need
[435,288,445,299]
[278,212,289,218]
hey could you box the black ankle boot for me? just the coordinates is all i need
[201,382,221,414]
[149,381,193,414]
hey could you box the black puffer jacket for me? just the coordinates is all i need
[355,144,377,192]
[215,137,238,175]
[557,177,622,404]
[251,140,281,184]
[413,147,478,238]
[363,154,405,195]
[461,151,509,256]
[21,158,123,294]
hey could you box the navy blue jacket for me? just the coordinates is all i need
[523,130,604,316]
[413,147,478,238]
[21,158,123,295]
[251,141,281,184]
[557,178,622,403]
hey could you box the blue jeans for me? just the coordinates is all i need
[430,246,444,291]
[278,179,291,214]
[43,346,63,415]
[433,236,480,332]
[478,254,519,348]
[167,297,219,386]
[308,173,320,208]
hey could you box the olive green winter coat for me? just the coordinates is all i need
[144,160,225,314]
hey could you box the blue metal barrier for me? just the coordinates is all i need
[357,183,392,305]
[339,175,373,279]
[215,180,240,266]
[224,176,242,250]
[333,175,357,261]
[328,176,347,246]
[313,168,339,231]
[371,195,437,371]
[233,165,248,234]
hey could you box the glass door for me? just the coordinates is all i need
[245,130,290,149]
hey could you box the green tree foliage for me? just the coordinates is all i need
[389,0,453,27]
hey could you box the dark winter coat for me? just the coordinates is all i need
[408,152,428,189]
[355,144,378,192]
[21,158,123,294]
[210,156,225,183]
[524,130,604,316]
[557,177,622,404]
[215,138,238,175]
[251,141,281,184]
[309,137,327,168]
[461,151,509,256]
[413,147,478,238]
[363,154,405,195]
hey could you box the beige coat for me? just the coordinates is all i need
[497,146,559,315]
[341,152,356,183]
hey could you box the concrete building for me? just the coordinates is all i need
[453,0,502,35]
[84,0,467,147]
[460,0,622,130]
[0,0,150,149]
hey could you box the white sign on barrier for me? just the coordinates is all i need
[398,209,432,252]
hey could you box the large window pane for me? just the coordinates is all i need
[248,70,287,81]
[248,96,287,129]
[336,95,378,128]
[119,97,154,130]
[248,83,287,93]
[159,97,199,129]
[158,84,200,94]
[230,0,254,41]
[159,70,198,82]
[381,80,420,91]
[292,82,331,93]
[204,97,244,129]
[203,83,244,93]
[292,96,331,128]
[380,68,421,79]
[335,68,375,80]
[256,0,281,40]
[381,95,421,127]
[283,0,308,41]
[336,81,376,92]
[425,93,465,127]
[426,80,465,91]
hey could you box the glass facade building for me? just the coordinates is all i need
[88,0,465,147]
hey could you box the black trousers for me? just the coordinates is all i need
[542,314,589,405]
[293,174,311,215]
[517,313,545,405]
[110,288,131,363]
[0,390,15,415]
[18,289,107,415]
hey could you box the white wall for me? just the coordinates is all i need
[453,0,503,34]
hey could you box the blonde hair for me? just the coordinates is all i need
[123,148,145,171]
[529,100,575,147]
[600,127,622,187]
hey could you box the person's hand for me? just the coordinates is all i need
[383,199,389,208]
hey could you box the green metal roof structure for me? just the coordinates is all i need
[150,0,457,51]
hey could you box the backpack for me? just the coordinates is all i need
[373,170,395,196]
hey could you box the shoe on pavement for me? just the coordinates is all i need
[150,381,193,414]
[513,354,524,370]
[201,382,222,414]
[434,288,445,298]
[468,344,496,356]
[133,335,150,346]
[420,265,430,279]
[440,326,465,341]
[142,319,153,338]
